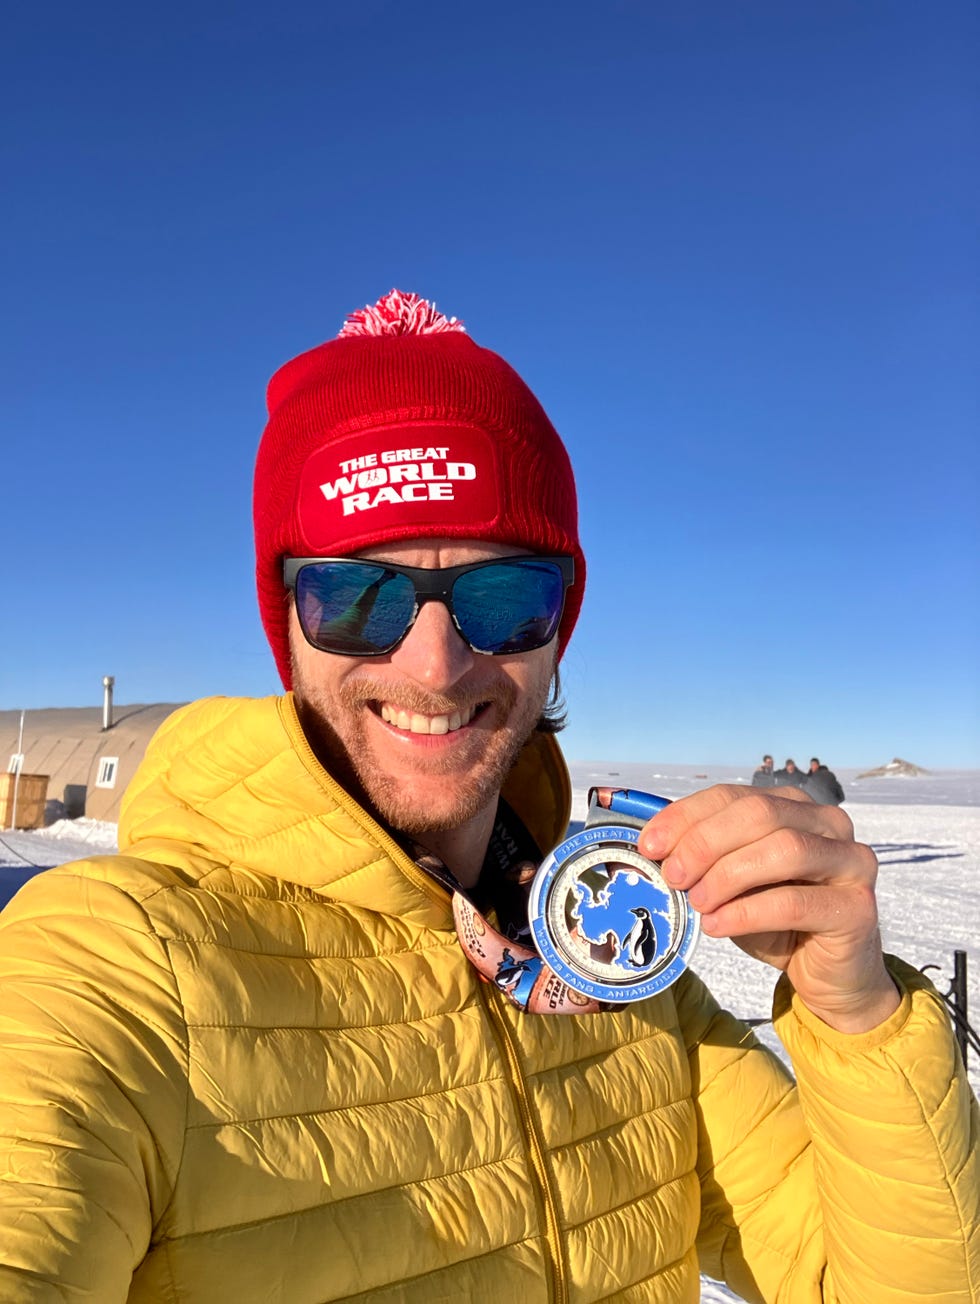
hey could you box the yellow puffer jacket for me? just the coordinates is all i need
[0,696,977,1303]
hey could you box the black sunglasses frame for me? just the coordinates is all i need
[283,554,575,657]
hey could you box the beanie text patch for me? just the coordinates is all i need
[297,423,502,548]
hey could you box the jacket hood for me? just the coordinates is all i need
[118,695,572,930]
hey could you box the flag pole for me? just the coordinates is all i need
[9,709,25,831]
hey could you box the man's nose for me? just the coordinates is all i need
[387,598,475,691]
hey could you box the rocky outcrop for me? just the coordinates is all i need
[856,758,930,779]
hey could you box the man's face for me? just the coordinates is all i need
[763,756,773,770]
[288,539,558,837]
[809,760,819,773]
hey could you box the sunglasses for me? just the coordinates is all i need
[283,555,574,657]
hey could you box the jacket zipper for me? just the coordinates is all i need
[480,981,568,1304]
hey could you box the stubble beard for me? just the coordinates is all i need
[292,666,552,838]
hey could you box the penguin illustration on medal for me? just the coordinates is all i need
[625,907,657,968]
[528,788,700,1004]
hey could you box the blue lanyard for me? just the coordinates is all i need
[587,787,670,826]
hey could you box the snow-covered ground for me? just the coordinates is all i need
[1,768,977,1303]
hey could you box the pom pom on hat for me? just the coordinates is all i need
[254,290,584,687]
[338,289,467,338]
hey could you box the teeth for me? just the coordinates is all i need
[380,703,475,734]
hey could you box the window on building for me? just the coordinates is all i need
[96,757,119,789]
[7,754,24,774]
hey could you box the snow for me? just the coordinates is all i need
[1,768,977,1304]
[28,817,119,852]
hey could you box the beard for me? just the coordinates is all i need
[291,661,553,838]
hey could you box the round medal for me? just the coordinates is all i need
[528,823,699,1003]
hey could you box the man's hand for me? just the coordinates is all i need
[638,785,901,1034]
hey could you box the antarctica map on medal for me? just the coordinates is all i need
[560,847,678,980]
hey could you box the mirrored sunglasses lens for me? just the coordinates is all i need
[296,563,414,654]
[453,561,564,653]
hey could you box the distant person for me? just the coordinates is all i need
[752,753,775,786]
[806,756,846,806]
[0,290,976,1300]
[774,757,807,788]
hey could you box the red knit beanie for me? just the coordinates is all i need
[253,290,584,688]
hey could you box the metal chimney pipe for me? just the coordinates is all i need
[102,676,115,731]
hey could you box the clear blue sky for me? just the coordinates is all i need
[2,1,977,768]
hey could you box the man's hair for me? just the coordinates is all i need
[536,669,568,735]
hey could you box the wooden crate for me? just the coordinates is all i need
[0,772,50,830]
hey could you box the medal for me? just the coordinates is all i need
[527,788,699,1003]
[451,787,698,1013]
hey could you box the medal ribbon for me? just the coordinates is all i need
[452,891,605,1014]
[589,786,671,823]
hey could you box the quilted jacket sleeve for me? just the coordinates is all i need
[774,955,979,1302]
[678,956,980,1303]
[0,863,188,1302]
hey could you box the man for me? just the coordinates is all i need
[805,756,846,806]
[1,291,977,1302]
[773,756,807,788]
[751,753,774,786]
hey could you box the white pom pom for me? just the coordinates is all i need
[338,289,467,338]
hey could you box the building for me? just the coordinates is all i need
[1,703,185,824]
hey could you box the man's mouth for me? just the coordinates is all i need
[378,702,480,736]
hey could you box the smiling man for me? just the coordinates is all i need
[0,291,976,1302]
